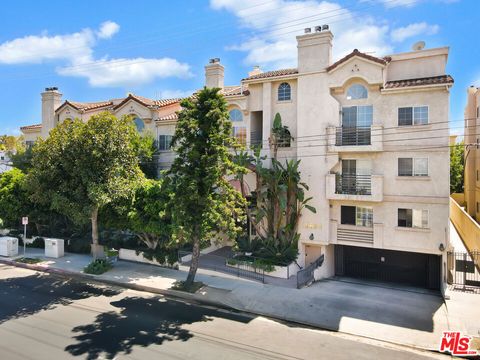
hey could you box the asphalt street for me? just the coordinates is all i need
[0,264,452,360]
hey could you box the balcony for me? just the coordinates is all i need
[327,125,383,152]
[329,220,384,247]
[326,173,383,202]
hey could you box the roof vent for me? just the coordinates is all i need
[209,58,221,64]
[304,27,311,34]
[314,25,322,32]
[322,24,329,30]
[45,87,58,92]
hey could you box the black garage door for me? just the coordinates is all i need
[335,245,441,290]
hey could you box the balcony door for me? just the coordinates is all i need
[341,159,371,195]
[341,106,373,145]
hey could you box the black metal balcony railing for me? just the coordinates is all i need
[335,126,371,146]
[250,131,263,146]
[335,174,372,195]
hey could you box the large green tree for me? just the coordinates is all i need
[0,168,29,228]
[28,112,143,257]
[169,88,245,287]
[450,141,465,194]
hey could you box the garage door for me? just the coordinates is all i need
[334,245,441,290]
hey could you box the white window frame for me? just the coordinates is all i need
[158,134,173,151]
[397,105,429,126]
[277,82,291,102]
[398,157,428,177]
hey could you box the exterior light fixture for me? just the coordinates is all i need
[439,243,445,251]
[309,233,314,240]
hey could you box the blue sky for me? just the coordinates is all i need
[0,0,477,135]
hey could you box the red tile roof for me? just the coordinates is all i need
[113,94,181,110]
[384,75,454,89]
[222,85,249,97]
[20,124,42,131]
[156,113,178,122]
[326,49,388,72]
[243,68,298,81]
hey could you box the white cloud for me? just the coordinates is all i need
[0,29,94,64]
[211,0,393,69]
[0,22,192,87]
[97,21,120,39]
[58,57,192,87]
[391,22,439,42]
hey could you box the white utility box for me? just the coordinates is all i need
[44,238,64,258]
[0,236,18,257]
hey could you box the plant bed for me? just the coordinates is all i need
[118,248,178,269]
[171,280,204,293]
[15,257,44,264]
[226,255,299,279]
[83,259,112,275]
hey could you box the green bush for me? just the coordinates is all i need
[227,256,276,273]
[83,259,112,275]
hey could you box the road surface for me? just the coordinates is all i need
[0,264,451,360]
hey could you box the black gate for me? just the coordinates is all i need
[448,251,480,288]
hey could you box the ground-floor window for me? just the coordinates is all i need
[397,208,428,228]
[341,205,373,227]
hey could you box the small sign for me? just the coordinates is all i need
[22,217,28,225]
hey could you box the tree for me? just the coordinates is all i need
[28,113,143,257]
[133,131,158,179]
[0,168,29,228]
[451,141,465,194]
[235,113,315,263]
[169,88,245,287]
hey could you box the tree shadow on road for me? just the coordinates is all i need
[65,296,251,360]
[0,273,120,324]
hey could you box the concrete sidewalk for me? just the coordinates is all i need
[1,248,479,352]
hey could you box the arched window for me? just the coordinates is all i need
[346,84,368,100]
[134,117,144,132]
[278,82,291,101]
[229,109,243,122]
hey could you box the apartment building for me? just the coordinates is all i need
[21,26,453,291]
[214,27,452,292]
[464,86,480,221]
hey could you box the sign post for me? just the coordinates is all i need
[22,217,28,256]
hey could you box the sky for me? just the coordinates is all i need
[0,0,477,135]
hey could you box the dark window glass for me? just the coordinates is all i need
[398,208,413,227]
[398,158,413,176]
[278,83,291,101]
[158,135,173,150]
[341,206,356,225]
[398,107,413,126]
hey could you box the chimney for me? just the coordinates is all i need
[205,58,224,89]
[248,65,262,77]
[296,25,333,73]
[41,87,62,137]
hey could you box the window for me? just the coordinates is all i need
[158,135,173,151]
[229,109,243,122]
[398,208,428,228]
[341,205,373,227]
[278,82,291,101]
[477,202,479,213]
[398,158,428,177]
[232,126,247,146]
[134,117,145,132]
[477,106,479,118]
[346,84,368,100]
[398,106,428,126]
[25,141,34,149]
[342,105,373,127]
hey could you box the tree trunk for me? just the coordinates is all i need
[90,206,104,259]
[185,232,200,288]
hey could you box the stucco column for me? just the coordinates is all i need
[262,82,272,154]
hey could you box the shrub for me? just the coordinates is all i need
[83,259,112,275]
[227,256,276,272]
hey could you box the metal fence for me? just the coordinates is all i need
[178,250,265,283]
[297,254,324,289]
[335,126,371,146]
[335,174,372,195]
[448,251,480,289]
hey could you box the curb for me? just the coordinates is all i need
[0,257,445,356]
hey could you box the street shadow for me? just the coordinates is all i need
[0,273,120,324]
[65,296,251,360]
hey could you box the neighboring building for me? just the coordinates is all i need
[21,26,453,292]
[464,86,480,221]
[0,150,12,173]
